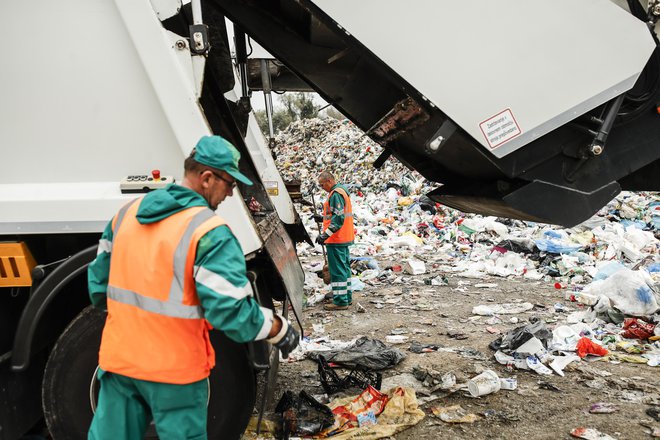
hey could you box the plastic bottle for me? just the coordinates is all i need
[564,290,598,306]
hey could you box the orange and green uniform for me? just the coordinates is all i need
[322,184,354,306]
[87,184,273,440]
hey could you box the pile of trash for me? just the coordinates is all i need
[273,117,660,375]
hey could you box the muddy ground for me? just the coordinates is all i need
[266,255,660,440]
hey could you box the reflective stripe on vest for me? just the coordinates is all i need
[107,204,215,320]
[101,200,227,383]
[112,198,139,236]
[322,187,355,244]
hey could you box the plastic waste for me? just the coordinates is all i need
[525,356,553,375]
[359,269,380,281]
[569,427,617,440]
[490,319,552,353]
[535,230,583,254]
[588,403,618,414]
[514,337,545,357]
[350,277,365,292]
[467,370,501,397]
[432,405,480,423]
[593,261,626,281]
[428,275,449,286]
[621,318,656,339]
[307,337,406,371]
[351,256,380,272]
[650,201,660,229]
[275,390,335,437]
[575,337,608,358]
[494,237,537,254]
[583,268,659,316]
[472,302,533,316]
[499,377,518,390]
[385,335,409,344]
[552,326,580,351]
[549,354,580,376]
[564,290,599,306]
[403,258,426,275]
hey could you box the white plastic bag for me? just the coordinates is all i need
[583,268,659,316]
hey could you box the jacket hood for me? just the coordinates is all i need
[136,184,209,224]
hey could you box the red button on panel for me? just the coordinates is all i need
[152,169,161,181]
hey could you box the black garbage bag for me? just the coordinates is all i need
[418,195,436,214]
[307,336,406,371]
[494,238,537,255]
[489,317,552,353]
[274,390,335,439]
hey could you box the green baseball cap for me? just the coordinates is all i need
[193,135,253,185]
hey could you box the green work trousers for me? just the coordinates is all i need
[327,244,352,306]
[88,370,208,440]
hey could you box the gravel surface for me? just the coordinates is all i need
[267,255,660,440]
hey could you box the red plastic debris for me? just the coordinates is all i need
[621,318,656,340]
[576,337,608,358]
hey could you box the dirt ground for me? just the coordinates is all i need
[267,254,660,440]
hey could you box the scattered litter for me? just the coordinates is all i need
[274,390,335,437]
[403,258,426,275]
[499,377,518,390]
[319,386,425,438]
[570,427,617,440]
[549,355,580,376]
[472,302,534,316]
[536,381,562,392]
[588,402,618,414]
[317,355,382,395]
[467,369,501,397]
[431,405,480,424]
[385,335,409,344]
[274,117,660,437]
[408,342,441,353]
[647,407,660,422]
[576,337,609,358]
[307,337,406,371]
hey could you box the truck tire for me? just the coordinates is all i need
[42,306,105,440]
[42,306,257,440]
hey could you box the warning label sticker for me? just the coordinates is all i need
[479,109,521,149]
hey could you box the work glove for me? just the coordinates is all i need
[312,214,324,223]
[315,232,330,245]
[267,314,300,358]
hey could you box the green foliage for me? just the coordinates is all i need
[254,92,320,135]
[323,106,345,121]
[255,109,293,135]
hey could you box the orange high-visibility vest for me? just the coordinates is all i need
[322,187,354,244]
[98,198,225,384]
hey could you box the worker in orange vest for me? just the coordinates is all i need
[315,171,355,311]
[87,135,299,440]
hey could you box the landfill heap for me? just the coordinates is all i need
[273,116,660,374]
[273,117,419,191]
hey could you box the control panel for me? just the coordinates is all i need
[120,170,174,194]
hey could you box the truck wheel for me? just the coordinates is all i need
[42,306,256,440]
[42,306,105,440]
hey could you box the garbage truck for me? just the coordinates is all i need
[0,0,658,439]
